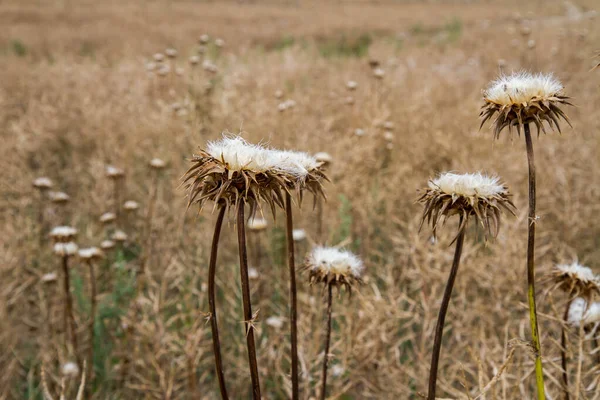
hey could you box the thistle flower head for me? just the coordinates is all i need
[183,135,326,214]
[62,362,79,378]
[266,316,284,329]
[480,72,572,138]
[106,165,124,179]
[165,48,177,58]
[199,34,210,44]
[100,240,116,250]
[304,246,364,291]
[54,242,78,257]
[418,172,516,238]
[49,191,70,204]
[346,80,358,90]
[78,247,103,261]
[112,230,128,242]
[41,272,58,283]
[189,55,200,65]
[292,229,307,242]
[153,53,165,62]
[99,212,116,224]
[568,298,600,327]
[373,68,385,79]
[247,216,268,231]
[150,158,166,169]
[33,177,53,190]
[123,200,139,211]
[314,152,333,166]
[49,226,77,242]
[215,38,225,48]
[551,261,599,297]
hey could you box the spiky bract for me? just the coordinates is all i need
[480,72,572,138]
[418,172,516,238]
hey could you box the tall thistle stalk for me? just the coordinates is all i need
[236,201,261,399]
[208,204,229,399]
[304,246,364,400]
[33,177,53,247]
[481,72,572,399]
[284,193,299,399]
[418,172,516,399]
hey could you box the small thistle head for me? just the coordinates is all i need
[189,55,200,65]
[265,316,284,330]
[199,34,210,44]
[149,158,166,169]
[418,172,516,238]
[41,272,58,283]
[373,68,385,79]
[153,53,165,62]
[49,226,77,242]
[314,152,333,167]
[106,165,124,179]
[568,298,600,327]
[123,200,139,211]
[99,212,116,224]
[215,38,225,48]
[183,136,326,214]
[480,72,572,138]
[62,362,80,378]
[54,242,78,257]
[111,230,128,242]
[550,261,599,297]
[78,247,103,261]
[247,216,268,232]
[202,60,218,74]
[165,48,177,58]
[49,191,70,204]
[292,229,307,242]
[100,240,116,250]
[346,80,358,91]
[33,177,53,190]
[304,247,364,292]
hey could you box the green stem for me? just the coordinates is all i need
[524,123,546,399]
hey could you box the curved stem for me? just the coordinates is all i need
[87,260,97,387]
[285,193,299,399]
[524,123,546,399]
[320,283,334,400]
[427,221,466,400]
[561,299,571,400]
[62,255,80,368]
[236,201,261,399]
[209,205,229,399]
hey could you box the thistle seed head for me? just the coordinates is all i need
[150,158,166,169]
[106,165,124,179]
[480,72,572,138]
[199,34,210,44]
[304,246,364,291]
[568,298,600,327]
[189,55,200,65]
[346,80,358,91]
[265,316,284,329]
[99,212,116,224]
[41,272,58,283]
[54,242,78,257]
[50,226,77,242]
[33,177,53,190]
[153,53,165,62]
[123,200,139,211]
[418,172,516,238]
[111,230,128,242]
[247,216,268,231]
[100,240,116,250]
[49,191,70,204]
[550,261,599,297]
[78,247,104,261]
[373,68,385,79]
[165,48,177,58]
[62,362,80,378]
[215,38,225,48]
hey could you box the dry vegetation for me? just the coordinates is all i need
[1,0,600,399]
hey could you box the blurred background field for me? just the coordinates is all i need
[1,0,599,399]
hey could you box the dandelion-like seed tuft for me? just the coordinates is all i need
[568,298,600,327]
[550,261,599,297]
[304,247,364,291]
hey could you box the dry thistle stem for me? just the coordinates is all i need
[480,72,572,138]
[418,172,515,400]
[304,246,363,400]
[418,172,516,239]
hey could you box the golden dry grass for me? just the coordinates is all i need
[1,1,600,399]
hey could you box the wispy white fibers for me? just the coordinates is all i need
[483,72,564,106]
[429,172,506,198]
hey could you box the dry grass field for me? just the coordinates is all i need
[1,0,600,399]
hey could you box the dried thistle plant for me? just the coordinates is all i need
[547,261,600,399]
[481,72,572,400]
[418,172,515,400]
[183,135,326,399]
[303,246,364,400]
[50,226,81,370]
[33,177,53,246]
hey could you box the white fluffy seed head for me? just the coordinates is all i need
[292,229,307,242]
[50,226,78,241]
[99,212,116,223]
[112,230,128,242]
[247,216,268,231]
[165,48,177,58]
[100,240,116,250]
[33,177,53,189]
[78,247,103,260]
[266,316,284,329]
[41,272,58,283]
[123,200,139,211]
[373,68,385,78]
[62,362,79,378]
[106,165,124,178]
[314,152,333,164]
[429,172,506,199]
[205,136,319,178]
[248,267,259,279]
[568,298,600,327]
[54,242,78,257]
[307,247,364,279]
[215,38,225,48]
[49,191,70,203]
[199,34,210,44]
[555,262,597,283]
[483,72,564,106]
[346,80,358,90]
[153,53,164,62]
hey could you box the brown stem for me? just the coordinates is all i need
[524,123,546,399]
[62,255,80,368]
[208,205,229,399]
[88,261,97,383]
[138,171,159,293]
[285,193,299,399]
[320,283,334,400]
[593,336,600,365]
[561,299,571,400]
[236,201,261,399]
[427,221,466,400]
